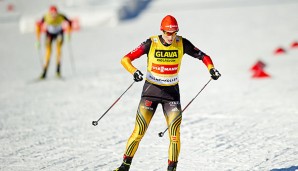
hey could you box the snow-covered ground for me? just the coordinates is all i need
[1,0,298,170]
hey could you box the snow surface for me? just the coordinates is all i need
[1,0,298,171]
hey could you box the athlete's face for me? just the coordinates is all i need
[50,11,58,18]
[162,31,177,44]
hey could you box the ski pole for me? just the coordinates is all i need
[36,44,44,69]
[92,81,136,126]
[67,40,76,74]
[158,78,212,137]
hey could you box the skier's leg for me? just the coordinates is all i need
[41,34,53,79]
[162,100,182,170]
[124,97,158,157]
[56,33,63,77]
[115,97,158,171]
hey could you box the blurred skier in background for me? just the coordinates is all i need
[35,5,72,79]
[114,15,221,171]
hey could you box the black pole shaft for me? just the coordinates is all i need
[158,78,212,137]
[67,41,76,74]
[37,47,44,69]
[92,81,135,126]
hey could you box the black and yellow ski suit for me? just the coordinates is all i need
[120,35,215,164]
[36,12,71,78]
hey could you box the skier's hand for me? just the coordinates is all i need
[209,68,221,80]
[35,41,41,49]
[133,70,143,82]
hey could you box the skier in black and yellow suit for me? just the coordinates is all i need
[114,15,221,171]
[35,5,72,79]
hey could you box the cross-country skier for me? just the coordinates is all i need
[35,5,72,79]
[114,15,221,171]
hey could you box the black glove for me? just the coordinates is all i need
[133,70,143,82]
[209,68,221,80]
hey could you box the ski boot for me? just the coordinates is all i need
[114,155,132,171]
[56,64,61,78]
[40,67,47,79]
[56,72,61,78]
[167,160,177,171]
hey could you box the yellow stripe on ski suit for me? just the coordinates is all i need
[124,99,182,162]
[124,103,153,157]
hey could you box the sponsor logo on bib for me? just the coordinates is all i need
[151,63,178,74]
[154,50,178,58]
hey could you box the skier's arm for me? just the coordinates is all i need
[183,38,221,79]
[121,39,151,74]
[35,17,45,49]
[35,17,45,41]
[183,38,214,69]
[60,14,72,41]
[61,14,72,33]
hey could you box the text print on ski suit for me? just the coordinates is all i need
[154,50,178,58]
[151,63,178,74]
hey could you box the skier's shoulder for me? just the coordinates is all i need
[181,36,191,44]
[149,35,159,43]
[58,13,70,20]
[140,37,153,48]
